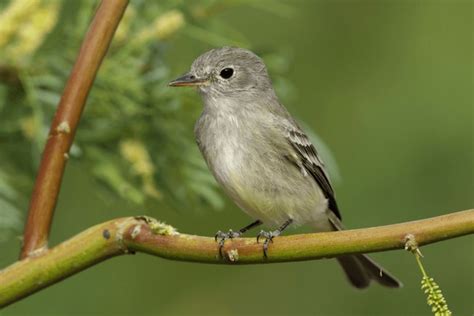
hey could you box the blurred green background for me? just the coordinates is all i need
[0,0,473,315]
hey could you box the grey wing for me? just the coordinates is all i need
[285,125,341,219]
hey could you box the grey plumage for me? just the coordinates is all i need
[170,46,401,289]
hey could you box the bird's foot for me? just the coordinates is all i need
[215,229,241,257]
[256,229,281,258]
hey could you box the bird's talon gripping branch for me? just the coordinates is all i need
[214,229,241,257]
[214,220,263,257]
[256,219,293,258]
[256,230,280,258]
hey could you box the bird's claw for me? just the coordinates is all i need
[256,230,280,258]
[214,229,241,257]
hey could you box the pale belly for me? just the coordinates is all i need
[201,135,330,230]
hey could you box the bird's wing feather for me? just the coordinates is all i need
[284,123,341,219]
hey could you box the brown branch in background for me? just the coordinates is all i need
[2,209,473,308]
[20,0,129,259]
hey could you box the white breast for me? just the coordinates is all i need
[195,106,246,184]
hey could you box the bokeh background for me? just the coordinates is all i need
[0,0,472,315]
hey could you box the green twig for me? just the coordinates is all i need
[1,208,473,308]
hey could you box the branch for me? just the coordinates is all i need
[20,0,129,258]
[1,209,472,308]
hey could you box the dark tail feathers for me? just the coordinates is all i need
[337,254,402,289]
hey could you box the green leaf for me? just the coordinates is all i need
[0,171,18,201]
[92,163,145,205]
[188,182,224,210]
[0,198,22,242]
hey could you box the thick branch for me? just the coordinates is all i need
[20,0,129,258]
[1,209,473,307]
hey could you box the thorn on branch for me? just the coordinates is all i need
[131,225,142,239]
[56,121,71,134]
[404,233,423,257]
[102,229,111,240]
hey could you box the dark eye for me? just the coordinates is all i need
[220,68,234,79]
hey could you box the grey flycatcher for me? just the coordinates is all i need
[169,47,401,289]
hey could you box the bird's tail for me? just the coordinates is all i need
[336,254,401,289]
[324,211,403,289]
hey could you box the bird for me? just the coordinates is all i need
[169,46,401,288]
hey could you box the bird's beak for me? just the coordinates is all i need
[168,73,208,87]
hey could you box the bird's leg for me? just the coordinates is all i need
[215,220,263,257]
[257,218,293,258]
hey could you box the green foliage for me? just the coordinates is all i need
[0,0,301,240]
[0,171,22,242]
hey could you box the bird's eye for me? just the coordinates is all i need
[220,68,234,79]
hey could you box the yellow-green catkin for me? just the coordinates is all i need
[119,139,161,199]
[416,255,452,316]
[135,10,185,43]
[0,0,59,63]
[406,235,452,316]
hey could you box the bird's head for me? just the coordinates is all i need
[169,47,274,99]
